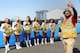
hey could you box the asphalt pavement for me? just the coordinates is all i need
[0,34,80,53]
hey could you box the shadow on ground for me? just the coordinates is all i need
[73,48,80,53]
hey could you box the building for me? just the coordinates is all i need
[47,9,64,20]
[35,10,48,20]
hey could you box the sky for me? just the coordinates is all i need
[0,0,79,20]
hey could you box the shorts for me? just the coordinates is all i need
[3,33,10,37]
[14,31,20,35]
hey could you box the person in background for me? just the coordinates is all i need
[32,18,40,46]
[12,17,22,50]
[1,18,13,53]
[60,1,77,53]
[23,16,32,47]
[41,19,48,44]
[49,19,55,44]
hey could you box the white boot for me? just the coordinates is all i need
[15,42,19,50]
[7,43,10,51]
[29,40,32,47]
[50,38,54,44]
[5,45,8,53]
[37,38,39,45]
[45,38,47,44]
[26,40,29,47]
[17,42,22,49]
[41,38,44,45]
[15,42,22,50]
[34,39,37,46]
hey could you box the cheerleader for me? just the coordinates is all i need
[32,18,40,46]
[23,16,32,47]
[1,18,13,53]
[41,19,48,44]
[49,19,55,44]
[12,17,22,49]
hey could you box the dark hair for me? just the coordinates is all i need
[43,19,48,23]
[34,18,38,22]
[49,19,54,23]
[26,16,32,24]
[5,18,11,24]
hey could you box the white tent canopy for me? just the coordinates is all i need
[47,9,65,19]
